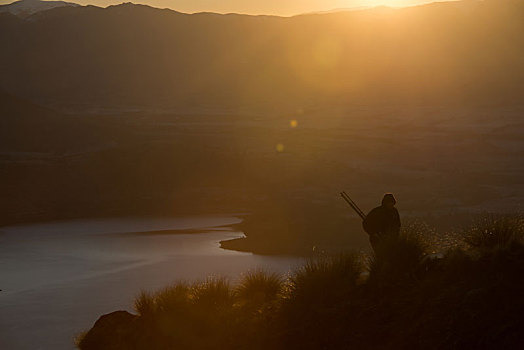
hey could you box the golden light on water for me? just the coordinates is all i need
[276,143,285,152]
[290,120,298,128]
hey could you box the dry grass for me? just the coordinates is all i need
[464,212,524,249]
[235,269,284,307]
[79,213,524,350]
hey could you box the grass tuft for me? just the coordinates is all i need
[134,290,156,318]
[236,269,283,307]
[464,212,524,249]
[192,277,233,310]
[155,283,191,314]
[288,253,362,305]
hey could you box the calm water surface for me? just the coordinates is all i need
[0,216,303,350]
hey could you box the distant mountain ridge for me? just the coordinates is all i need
[0,0,523,111]
[0,0,78,18]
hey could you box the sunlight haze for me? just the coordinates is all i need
[0,0,458,15]
[1,0,524,348]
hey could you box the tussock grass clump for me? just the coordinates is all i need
[134,290,156,318]
[278,253,364,349]
[128,278,237,349]
[288,254,362,304]
[154,283,191,314]
[464,212,524,249]
[235,269,283,307]
[192,277,234,310]
[134,283,193,317]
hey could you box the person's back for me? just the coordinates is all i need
[363,193,401,251]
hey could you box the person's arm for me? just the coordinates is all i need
[363,208,379,235]
[394,208,401,229]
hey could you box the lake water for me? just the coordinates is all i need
[0,216,303,350]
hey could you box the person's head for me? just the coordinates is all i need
[381,193,396,208]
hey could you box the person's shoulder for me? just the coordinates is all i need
[388,207,400,218]
[383,206,399,213]
[367,206,383,216]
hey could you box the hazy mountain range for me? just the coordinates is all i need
[1,0,523,112]
[0,0,77,18]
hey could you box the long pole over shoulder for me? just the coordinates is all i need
[340,191,366,220]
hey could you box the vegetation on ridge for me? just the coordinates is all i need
[78,213,524,349]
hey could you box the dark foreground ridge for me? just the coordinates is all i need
[78,213,524,349]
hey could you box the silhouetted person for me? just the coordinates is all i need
[363,193,401,252]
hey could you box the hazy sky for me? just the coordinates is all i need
[1,0,457,16]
